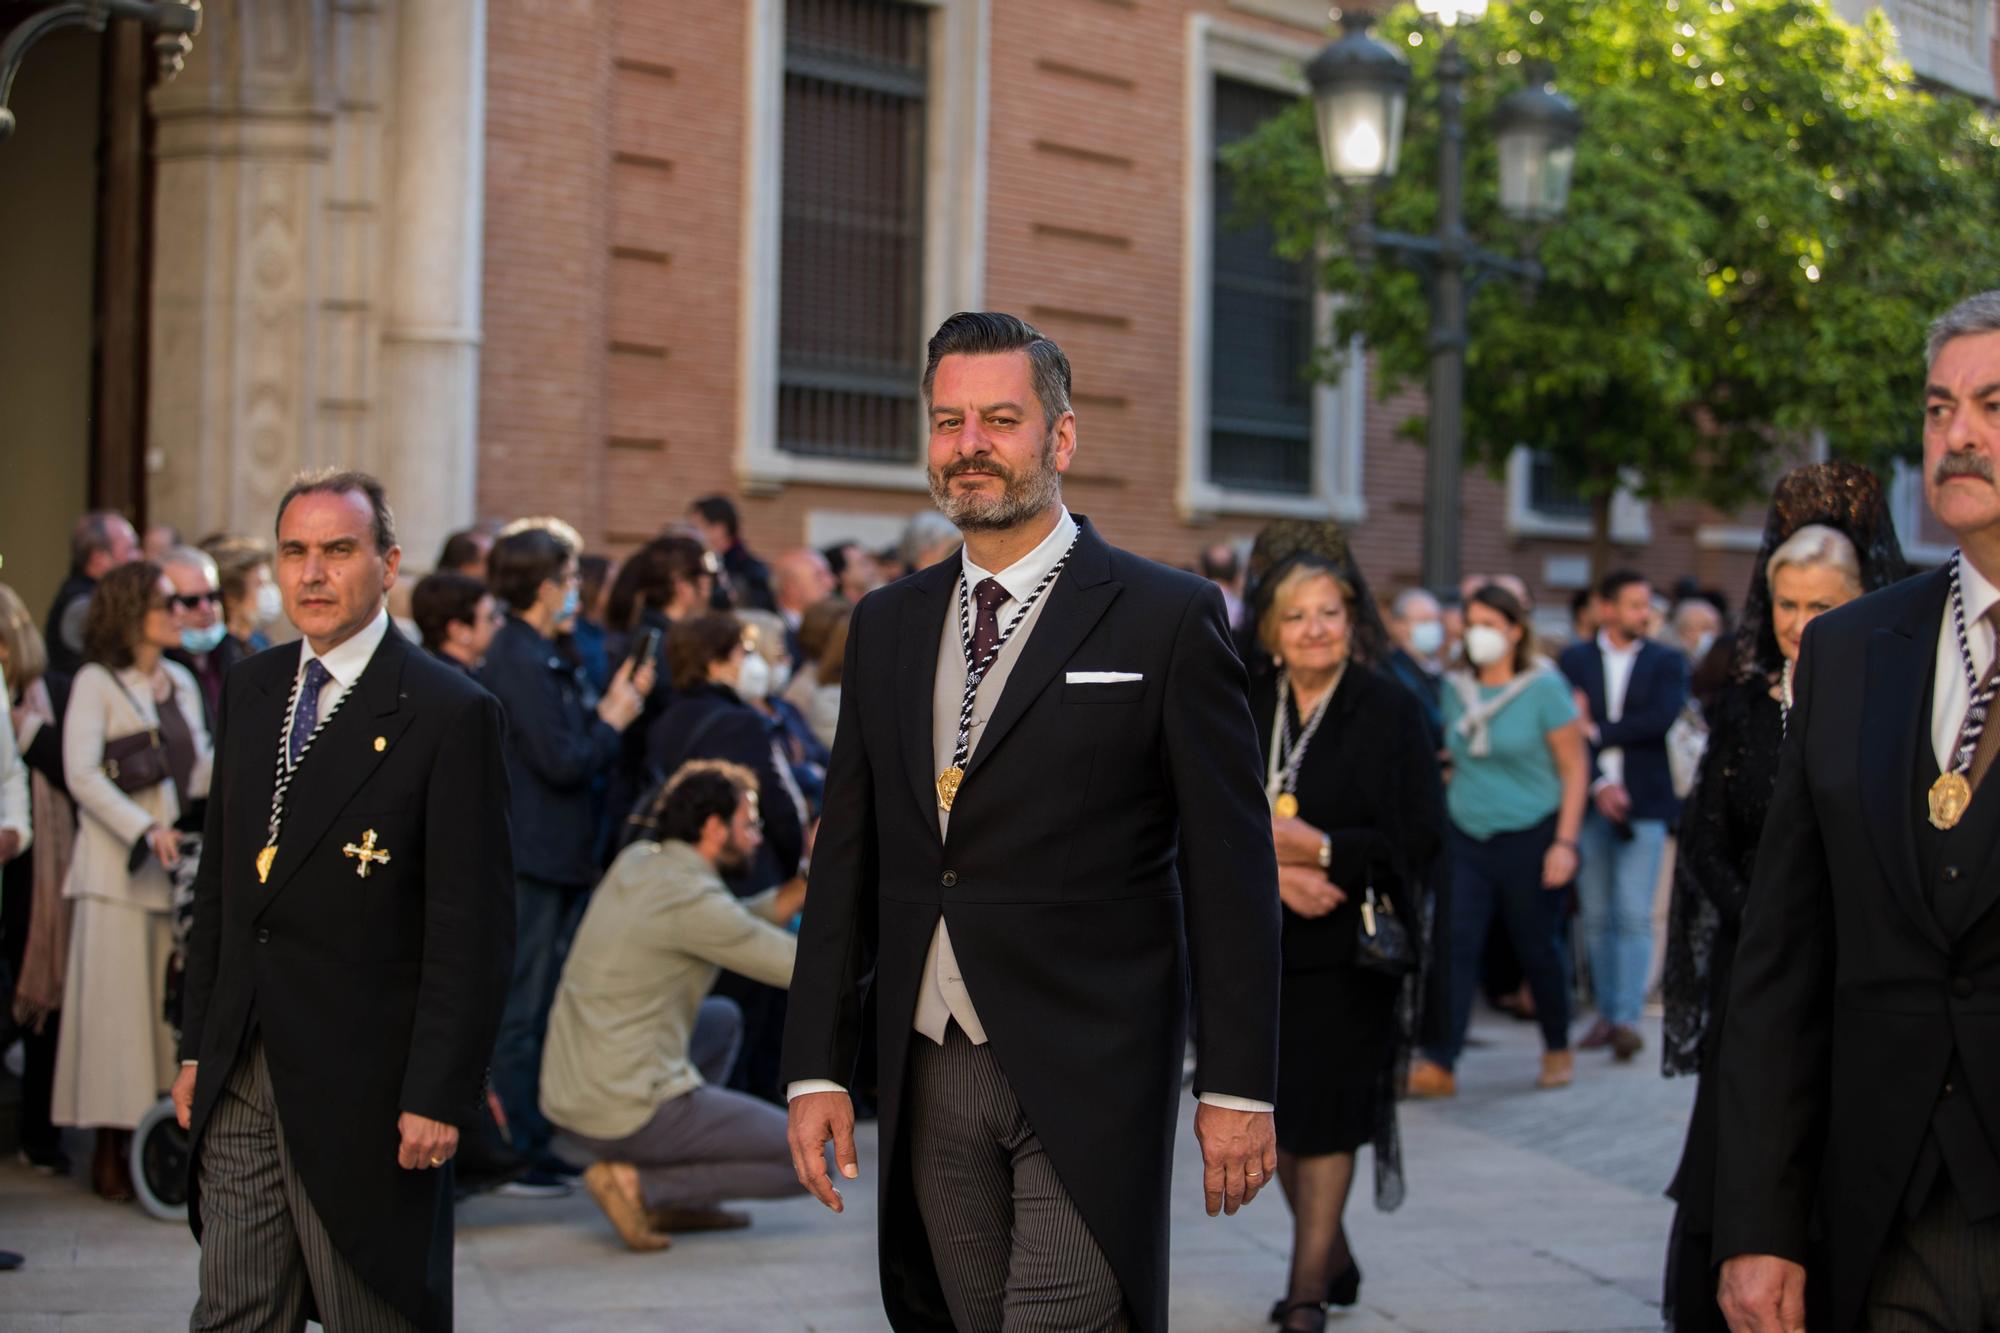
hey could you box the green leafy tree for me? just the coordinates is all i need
[1226,0,2000,570]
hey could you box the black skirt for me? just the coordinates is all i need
[1274,960,1401,1156]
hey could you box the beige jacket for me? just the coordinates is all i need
[539,839,796,1140]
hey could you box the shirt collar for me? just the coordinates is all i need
[300,606,392,689]
[960,506,1078,603]
[1959,552,2000,632]
[1596,630,1641,660]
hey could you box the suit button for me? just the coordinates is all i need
[941,872,958,888]
[256,928,270,944]
[1944,865,1962,882]
[1952,976,1974,999]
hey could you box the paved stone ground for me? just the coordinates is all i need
[0,1010,1692,1332]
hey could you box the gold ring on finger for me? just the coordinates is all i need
[430,1156,445,1166]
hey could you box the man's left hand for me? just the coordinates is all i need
[397,1112,459,1171]
[1269,816,1326,867]
[1193,1102,1276,1217]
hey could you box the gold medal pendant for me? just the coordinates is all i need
[256,845,278,884]
[1274,792,1299,819]
[936,767,965,813]
[1930,771,1973,830]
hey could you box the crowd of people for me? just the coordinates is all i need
[3,293,1998,1333]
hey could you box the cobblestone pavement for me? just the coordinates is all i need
[0,1010,1692,1331]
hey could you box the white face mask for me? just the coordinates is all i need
[1464,624,1512,667]
[1408,620,1445,658]
[735,651,772,700]
[767,660,793,698]
[255,581,283,628]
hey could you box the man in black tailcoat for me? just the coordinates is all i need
[783,312,1282,1332]
[1717,291,2000,1331]
[174,469,513,1332]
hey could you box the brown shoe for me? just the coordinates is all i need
[645,1206,752,1233]
[1537,1051,1574,1089]
[92,1130,134,1203]
[1577,1017,1615,1050]
[1404,1058,1456,1099]
[1610,1025,1644,1062]
[582,1162,671,1252]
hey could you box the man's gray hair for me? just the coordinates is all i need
[159,545,219,580]
[276,468,397,555]
[1927,290,2000,366]
[921,311,1074,431]
[899,509,962,570]
[1391,587,1439,621]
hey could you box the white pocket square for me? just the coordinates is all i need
[1066,671,1144,684]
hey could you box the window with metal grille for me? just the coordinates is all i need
[1527,450,1592,519]
[1209,77,1314,496]
[777,0,929,463]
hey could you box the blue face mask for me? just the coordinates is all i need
[558,586,581,624]
[180,622,227,655]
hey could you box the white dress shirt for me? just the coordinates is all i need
[789,509,1270,1113]
[1933,555,2000,772]
[1594,631,1641,791]
[0,663,30,852]
[288,607,394,747]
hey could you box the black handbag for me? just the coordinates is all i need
[1353,875,1415,979]
[100,675,172,795]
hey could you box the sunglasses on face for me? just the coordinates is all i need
[168,590,221,611]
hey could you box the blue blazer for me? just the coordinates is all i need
[1557,637,1690,822]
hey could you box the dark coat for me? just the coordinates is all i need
[1251,664,1443,969]
[646,683,805,892]
[781,516,1282,1333]
[1715,565,2000,1332]
[478,615,619,888]
[42,573,94,679]
[1557,636,1690,822]
[180,629,514,1332]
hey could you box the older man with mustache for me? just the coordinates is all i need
[1715,290,2000,1333]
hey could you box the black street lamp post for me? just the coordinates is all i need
[1307,3,1579,593]
[0,0,202,144]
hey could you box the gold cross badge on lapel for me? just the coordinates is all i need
[342,829,392,878]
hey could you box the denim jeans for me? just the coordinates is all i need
[491,873,588,1157]
[1425,816,1571,1070]
[1574,811,1667,1027]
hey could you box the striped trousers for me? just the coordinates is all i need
[190,1039,419,1333]
[906,1023,1130,1333]
[1862,1174,2000,1331]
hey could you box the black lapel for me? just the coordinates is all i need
[1858,566,1951,951]
[898,556,961,830]
[963,517,1122,782]
[255,629,417,916]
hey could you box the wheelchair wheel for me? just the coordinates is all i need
[132,1096,190,1222]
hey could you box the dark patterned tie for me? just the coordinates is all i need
[289,658,332,768]
[1969,606,2000,793]
[970,578,1011,667]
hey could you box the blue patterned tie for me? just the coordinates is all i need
[289,658,332,768]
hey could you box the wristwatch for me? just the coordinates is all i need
[1317,836,1333,871]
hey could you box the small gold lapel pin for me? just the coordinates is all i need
[342,829,392,878]
[373,736,387,752]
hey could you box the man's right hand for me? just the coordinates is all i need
[171,1064,197,1130]
[1717,1254,1807,1333]
[787,1090,858,1213]
[1592,783,1632,823]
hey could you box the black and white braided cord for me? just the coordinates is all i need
[264,665,355,848]
[947,540,1077,773]
[1946,552,2000,775]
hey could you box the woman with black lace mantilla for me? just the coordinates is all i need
[1660,461,1908,1331]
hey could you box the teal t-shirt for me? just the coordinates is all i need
[1442,668,1578,840]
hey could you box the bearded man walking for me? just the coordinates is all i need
[783,312,1282,1331]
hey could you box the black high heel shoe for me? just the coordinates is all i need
[1272,1299,1326,1333]
[1327,1260,1361,1306]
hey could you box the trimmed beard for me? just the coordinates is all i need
[928,429,1063,533]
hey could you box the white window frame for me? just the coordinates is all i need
[1179,15,1366,523]
[1505,446,1651,543]
[1891,457,1957,564]
[738,0,990,495]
